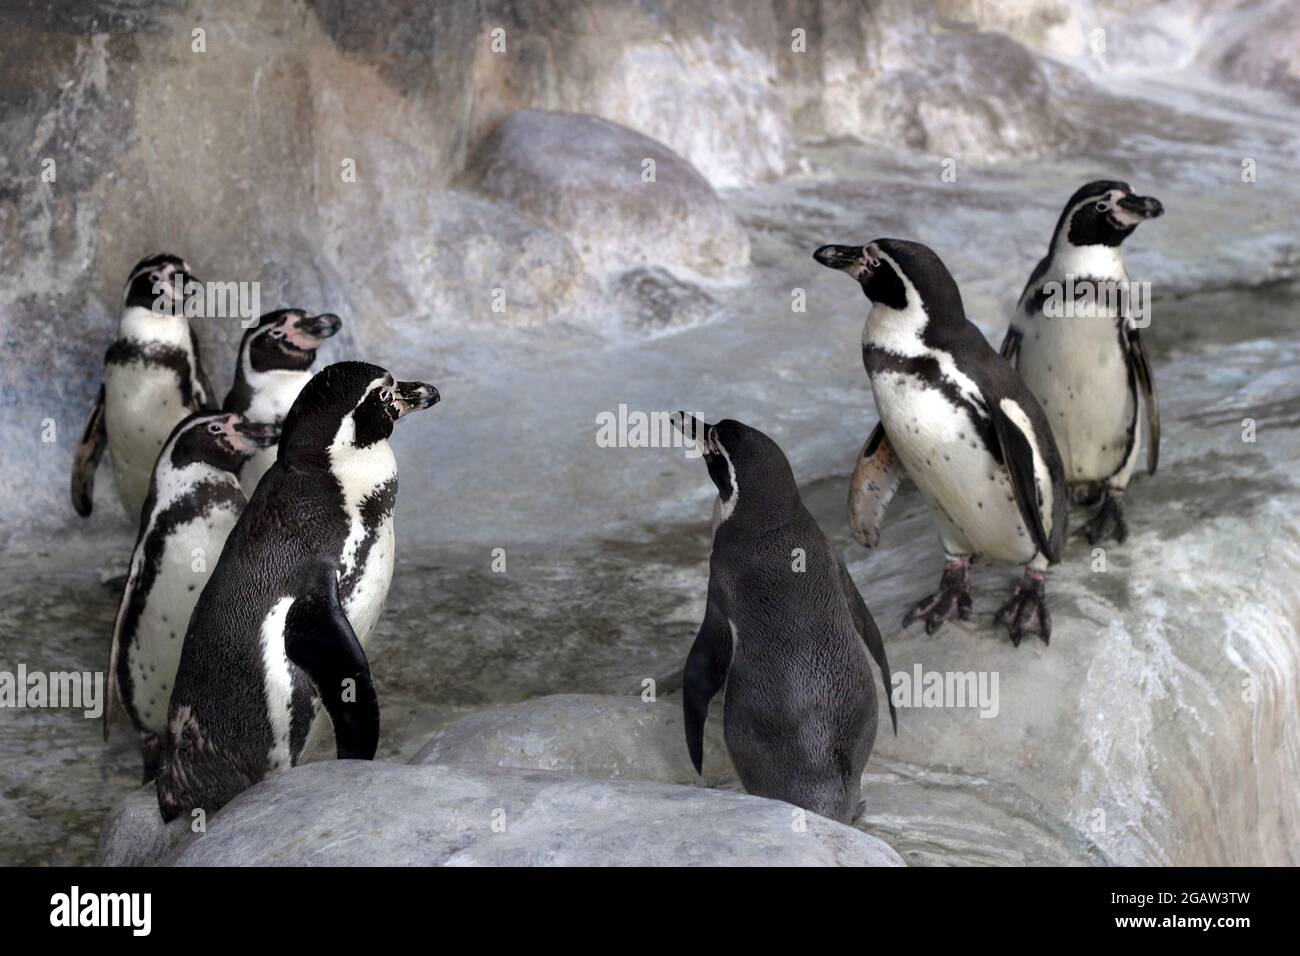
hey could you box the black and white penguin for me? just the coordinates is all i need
[671,413,896,824]
[155,361,439,822]
[814,238,1068,645]
[103,411,279,781]
[222,309,342,496]
[1000,181,1164,543]
[71,253,216,522]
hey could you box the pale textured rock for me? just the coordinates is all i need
[412,692,735,786]
[461,110,751,280]
[144,762,904,867]
[95,785,194,868]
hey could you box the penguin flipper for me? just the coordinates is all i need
[284,562,379,761]
[189,327,217,410]
[104,541,146,741]
[1127,327,1159,476]
[999,326,1023,367]
[682,589,732,775]
[990,398,1057,563]
[848,422,905,548]
[71,383,108,517]
[835,554,896,735]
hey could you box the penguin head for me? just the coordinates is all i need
[123,253,197,312]
[1055,180,1164,249]
[814,238,965,323]
[671,413,800,530]
[165,411,280,474]
[279,361,440,463]
[240,309,343,374]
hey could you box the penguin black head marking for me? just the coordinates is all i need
[166,412,280,474]
[672,413,800,529]
[279,361,440,462]
[1055,180,1164,249]
[815,238,966,325]
[240,309,343,375]
[123,253,198,311]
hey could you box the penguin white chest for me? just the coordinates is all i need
[1016,311,1136,482]
[126,506,240,734]
[328,439,400,649]
[871,371,1035,563]
[238,370,311,496]
[105,361,193,518]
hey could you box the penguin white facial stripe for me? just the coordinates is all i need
[715,440,738,524]
[259,598,296,771]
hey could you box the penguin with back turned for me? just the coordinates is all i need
[223,308,343,496]
[71,253,215,522]
[672,413,896,824]
[103,410,279,781]
[155,361,440,821]
[1000,180,1163,543]
[814,238,1067,645]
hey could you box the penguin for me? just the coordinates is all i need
[102,411,279,781]
[814,238,1068,645]
[222,309,342,497]
[1000,181,1164,543]
[155,361,439,822]
[71,253,216,522]
[671,413,896,825]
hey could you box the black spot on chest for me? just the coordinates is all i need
[339,477,398,602]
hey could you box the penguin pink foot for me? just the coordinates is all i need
[902,557,972,635]
[994,570,1051,647]
[1074,489,1128,545]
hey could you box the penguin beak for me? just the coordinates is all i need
[1116,193,1164,222]
[671,411,714,458]
[392,381,440,419]
[232,420,281,449]
[814,244,874,283]
[285,312,342,349]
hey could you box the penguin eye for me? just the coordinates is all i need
[207,422,223,434]
[1095,201,1109,212]
[379,387,395,403]
[269,328,286,340]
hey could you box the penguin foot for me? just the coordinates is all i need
[141,734,161,784]
[902,557,972,635]
[1074,490,1128,545]
[994,570,1050,647]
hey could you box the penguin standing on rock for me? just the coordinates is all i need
[672,413,896,824]
[155,361,439,822]
[222,309,343,496]
[103,411,279,781]
[1000,181,1164,543]
[71,253,216,522]
[814,238,1067,645]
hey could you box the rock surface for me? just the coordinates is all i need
[412,692,735,786]
[462,110,750,281]
[97,762,903,867]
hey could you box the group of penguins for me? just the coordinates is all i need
[75,179,1162,828]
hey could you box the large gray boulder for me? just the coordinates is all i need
[412,692,735,786]
[95,762,903,867]
[460,110,750,281]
